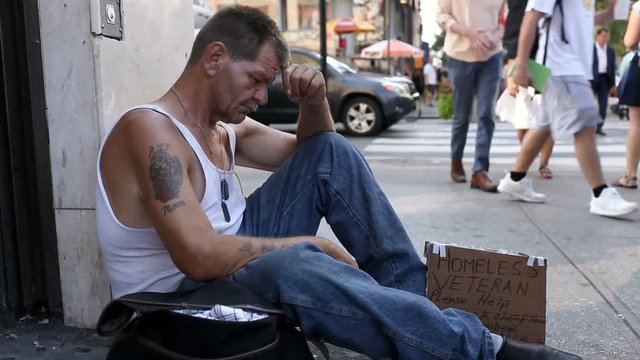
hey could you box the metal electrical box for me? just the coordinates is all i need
[99,0,123,40]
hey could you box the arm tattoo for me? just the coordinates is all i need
[149,143,184,207]
[163,200,186,215]
[239,241,254,255]
[260,242,277,253]
[239,240,286,256]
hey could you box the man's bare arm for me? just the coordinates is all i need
[279,63,335,143]
[506,59,519,96]
[121,112,355,282]
[513,10,546,88]
[233,64,335,171]
[296,99,335,143]
[232,118,298,172]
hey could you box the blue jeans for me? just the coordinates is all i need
[448,53,502,173]
[231,132,494,359]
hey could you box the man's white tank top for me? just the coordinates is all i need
[96,104,245,298]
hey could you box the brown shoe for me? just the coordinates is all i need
[451,160,466,183]
[470,171,498,192]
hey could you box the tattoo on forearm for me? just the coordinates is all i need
[239,240,287,256]
[163,200,186,215]
[239,241,254,254]
[260,242,277,253]
[149,143,183,204]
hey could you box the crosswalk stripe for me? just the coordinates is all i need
[365,155,626,167]
[382,121,632,131]
[371,137,626,146]
[382,131,528,138]
[365,144,626,154]
[363,120,630,168]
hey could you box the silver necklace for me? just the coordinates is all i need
[170,85,231,222]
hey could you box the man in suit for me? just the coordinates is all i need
[592,28,616,136]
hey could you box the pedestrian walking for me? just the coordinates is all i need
[437,0,504,192]
[423,57,438,106]
[612,1,640,189]
[497,0,637,217]
[591,28,616,136]
[502,0,555,180]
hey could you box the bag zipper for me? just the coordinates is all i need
[120,298,285,316]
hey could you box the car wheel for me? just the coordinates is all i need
[341,97,383,136]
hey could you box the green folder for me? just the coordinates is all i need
[509,59,552,93]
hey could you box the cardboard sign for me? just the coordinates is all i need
[424,242,547,344]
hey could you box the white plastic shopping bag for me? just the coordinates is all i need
[496,87,540,129]
[496,89,516,123]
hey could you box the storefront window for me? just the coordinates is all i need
[298,4,319,30]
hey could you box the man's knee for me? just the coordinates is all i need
[297,132,366,172]
[303,131,352,152]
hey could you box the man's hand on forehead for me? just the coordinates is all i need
[281,63,326,107]
[278,62,290,83]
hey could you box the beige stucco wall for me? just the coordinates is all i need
[38,0,193,328]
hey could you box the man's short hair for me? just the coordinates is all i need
[188,5,289,67]
[596,28,610,35]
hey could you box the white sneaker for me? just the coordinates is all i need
[497,173,546,203]
[590,187,638,217]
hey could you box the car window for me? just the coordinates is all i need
[290,51,357,75]
[291,53,319,68]
[326,57,356,74]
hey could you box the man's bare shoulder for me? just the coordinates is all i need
[99,107,195,228]
[101,106,196,173]
[230,117,295,142]
[109,108,180,143]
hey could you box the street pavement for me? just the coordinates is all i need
[2,106,639,359]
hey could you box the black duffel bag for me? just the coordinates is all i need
[96,278,314,360]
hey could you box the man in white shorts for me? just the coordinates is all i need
[497,0,638,217]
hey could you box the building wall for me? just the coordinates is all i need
[38,0,193,327]
[204,0,422,61]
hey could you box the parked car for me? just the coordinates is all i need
[250,48,420,136]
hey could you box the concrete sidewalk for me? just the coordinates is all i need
[2,117,639,359]
[244,143,640,359]
[357,161,640,360]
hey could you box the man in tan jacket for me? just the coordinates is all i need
[437,0,505,192]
